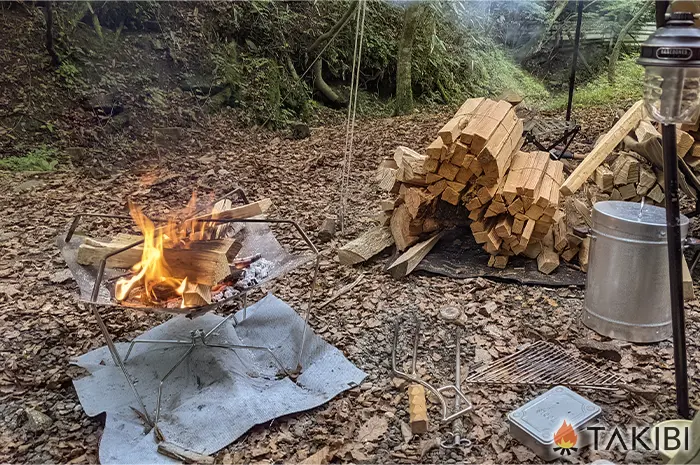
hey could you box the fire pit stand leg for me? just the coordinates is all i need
[90,304,154,426]
[296,256,321,371]
[123,338,194,362]
[203,305,242,339]
[155,342,196,425]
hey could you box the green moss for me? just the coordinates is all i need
[237,54,282,125]
[545,56,644,109]
[0,146,59,172]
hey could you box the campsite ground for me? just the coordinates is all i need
[1,105,698,464]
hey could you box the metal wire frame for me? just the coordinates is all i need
[124,328,293,427]
[65,188,320,428]
[463,340,622,390]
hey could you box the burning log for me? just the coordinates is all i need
[182,281,212,307]
[78,196,273,307]
[191,198,272,222]
[78,236,236,270]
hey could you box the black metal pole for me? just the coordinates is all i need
[656,0,670,28]
[565,0,584,122]
[661,123,690,419]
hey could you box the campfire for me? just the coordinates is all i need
[75,195,274,308]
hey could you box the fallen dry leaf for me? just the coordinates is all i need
[399,420,412,444]
[300,446,333,465]
[356,416,388,443]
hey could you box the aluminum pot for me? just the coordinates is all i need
[582,201,689,343]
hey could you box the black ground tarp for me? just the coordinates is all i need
[389,228,586,287]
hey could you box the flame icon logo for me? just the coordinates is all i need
[553,420,578,455]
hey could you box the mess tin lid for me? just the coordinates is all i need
[592,201,689,241]
[507,386,601,445]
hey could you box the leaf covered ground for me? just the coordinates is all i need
[1,105,699,464]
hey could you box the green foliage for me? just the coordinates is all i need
[546,55,643,109]
[193,1,548,122]
[410,4,547,105]
[212,41,240,89]
[468,44,549,100]
[57,60,81,85]
[0,146,59,172]
[236,54,282,125]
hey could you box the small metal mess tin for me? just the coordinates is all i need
[507,386,602,461]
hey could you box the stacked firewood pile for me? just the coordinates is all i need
[578,119,699,208]
[342,98,588,276]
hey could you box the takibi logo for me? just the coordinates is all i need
[553,420,578,455]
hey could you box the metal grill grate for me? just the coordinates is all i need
[464,341,622,389]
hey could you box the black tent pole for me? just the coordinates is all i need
[662,124,690,419]
[655,0,690,419]
[565,0,584,122]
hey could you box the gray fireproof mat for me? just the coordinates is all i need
[401,228,586,287]
[72,294,366,464]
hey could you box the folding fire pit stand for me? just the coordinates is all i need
[63,192,320,429]
[524,0,583,161]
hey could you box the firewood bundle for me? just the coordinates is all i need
[386,98,525,251]
[465,150,566,271]
[366,97,579,275]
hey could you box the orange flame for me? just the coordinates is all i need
[115,202,186,304]
[113,192,224,306]
[553,421,578,449]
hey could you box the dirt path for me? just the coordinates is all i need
[0,110,696,464]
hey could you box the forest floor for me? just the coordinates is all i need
[2,102,700,465]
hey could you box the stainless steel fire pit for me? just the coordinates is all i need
[58,187,320,429]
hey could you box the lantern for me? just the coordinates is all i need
[639,12,700,124]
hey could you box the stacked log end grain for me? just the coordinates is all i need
[464,150,567,272]
[365,97,576,275]
[585,151,665,205]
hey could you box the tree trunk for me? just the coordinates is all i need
[394,2,424,115]
[42,1,60,67]
[308,2,358,54]
[608,0,652,83]
[308,1,358,106]
[313,58,343,105]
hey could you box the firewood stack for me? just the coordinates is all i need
[367,97,578,275]
[582,115,700,209]
[465,150,568,271]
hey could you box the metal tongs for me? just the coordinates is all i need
[391,315,473,424]
[439,306,471,449]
